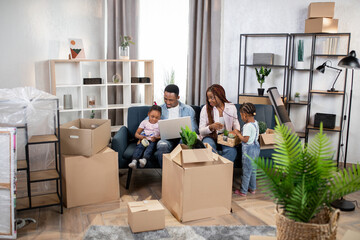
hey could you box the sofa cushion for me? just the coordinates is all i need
[128,106,151,136]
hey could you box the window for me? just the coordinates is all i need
[139,0,189,104]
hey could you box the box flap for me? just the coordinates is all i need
[170,144,213,166]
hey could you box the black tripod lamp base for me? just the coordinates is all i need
[331,198,355,211]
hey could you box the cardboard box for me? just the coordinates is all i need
[305,18,338,33]
[61,147,120,208]
[60,118,111,157]
[308,2,335,19]
[128,200,165,233]
[259,129,276,150]
[162,145,233,222]
[170,143,213,165]
[217,133,241,147]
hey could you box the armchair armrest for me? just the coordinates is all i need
[111,125,130,168]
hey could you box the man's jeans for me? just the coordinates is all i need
[154,138,180,167]
[202,137,237,162]
[132,141,156,160]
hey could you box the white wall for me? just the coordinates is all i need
[222,0,360,164]
[0,0,105,92]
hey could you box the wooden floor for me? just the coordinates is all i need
[17,169,360,239]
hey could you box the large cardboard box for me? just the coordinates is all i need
[60,118,111,157]
[308,2,335,19]
[61,147,120,208]
[259,129,276,150]
[305,18,338,33]
[128,200,165,233]
[162,145,233,222]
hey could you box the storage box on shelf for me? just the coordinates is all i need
[49,59,154,132]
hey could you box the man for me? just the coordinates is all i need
[154,84,198,167]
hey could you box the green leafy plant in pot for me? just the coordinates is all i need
[258,121,267,134]
[251,117,360,239]
[180,126,205,149]
[255,66,271,96]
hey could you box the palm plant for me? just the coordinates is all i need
[252,117,360,223]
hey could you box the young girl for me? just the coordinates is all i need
[233,102,260,196]
[128,105,162,169]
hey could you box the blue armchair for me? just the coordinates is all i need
[112,104,275,189]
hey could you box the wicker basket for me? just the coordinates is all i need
[276,207,340,240]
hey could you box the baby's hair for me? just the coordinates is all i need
[240,102,256,116]
[149,105,162,114]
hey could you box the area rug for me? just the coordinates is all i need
[83,225,276,240]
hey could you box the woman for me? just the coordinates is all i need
[199,84,240,162]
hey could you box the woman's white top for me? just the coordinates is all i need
[199,102,240,139]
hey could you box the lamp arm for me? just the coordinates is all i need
[331,68,343,89]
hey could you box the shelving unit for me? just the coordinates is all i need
[17,99,63,213]
[286,33,351,163]
[0,98,63,213]
[237,33,291,103]
[49,59,154,131]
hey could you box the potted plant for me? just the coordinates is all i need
[119,35,135,59]
[294,92,300,103]
[255,66,271,96]
[252,118,360,240]
[180,126,205,149]
[258,121,267,134]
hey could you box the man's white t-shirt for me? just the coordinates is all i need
[168,104,180,119]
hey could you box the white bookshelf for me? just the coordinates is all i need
[49,59,154,131]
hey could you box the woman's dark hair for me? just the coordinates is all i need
[240,102,256,116]
[205,84,230,139]
[149,105,162,114]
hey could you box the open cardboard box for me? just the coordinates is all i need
[162,144,233,222]
[60,118,111,157]
[128,200,165,233]
[259,128,276,150]
[217,133,241,147]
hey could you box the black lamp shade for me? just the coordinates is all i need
[316,62,326,73]
[338,50,360,69]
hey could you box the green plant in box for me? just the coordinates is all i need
[252,117,360,223]
[258,121,267,134]
[179,126,205,149]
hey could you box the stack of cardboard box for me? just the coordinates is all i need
[305,2,338,33]
[60,119,120,208]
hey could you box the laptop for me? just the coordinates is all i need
[158,116,192,140]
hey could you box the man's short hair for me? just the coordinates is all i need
[164,84,179,96]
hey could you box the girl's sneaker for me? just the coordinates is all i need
[128,160,137,169]
[248,189,256,194]
[139,158,147,168]
[234,189,247,196]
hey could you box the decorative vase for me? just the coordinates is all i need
[258,88,265,96]
[297,39,304,69]
[119,46,129,59]
[294,96,300,103]
[276,207,340,240]
[63,94,73,109]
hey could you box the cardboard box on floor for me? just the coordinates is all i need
[308,2,335,19]
[61,147,119,208]
[60,118,111,157]
[128,200,165,233]
[260,129,276,150]
[305,18,338,33]
[162,144,233,222]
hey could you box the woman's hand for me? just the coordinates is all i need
[210,122,224,131]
